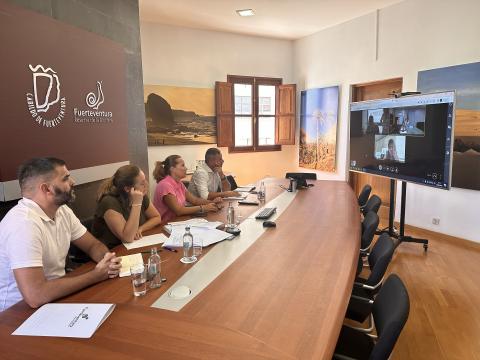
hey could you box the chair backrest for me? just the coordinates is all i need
[285,172,317,180]
[81,217,94,232]
[361,211,379,251]
[226,175,238,190]
[362,194,382,216]
[68,217,93,265]
[370,274,410,360]
[358,184,372,207]
[365,233,395,288]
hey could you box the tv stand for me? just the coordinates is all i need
[379,180,429,251]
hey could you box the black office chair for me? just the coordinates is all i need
[333,274,410,360]
[226,175,238,190]
[360,211,379,255]
[348,233,395,325]
[66,218,93,271]
[358,184,372,209]
[361,195,382,217]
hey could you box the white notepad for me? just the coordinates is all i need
[119,253,144,277]
[12,303,115,338]
[122,233,168,250]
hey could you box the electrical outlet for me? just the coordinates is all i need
[432,218,440,225]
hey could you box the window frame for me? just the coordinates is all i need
[227,75,282,153]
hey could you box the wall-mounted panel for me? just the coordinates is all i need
[0,1,129,200]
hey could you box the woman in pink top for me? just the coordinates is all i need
[152,155,221,222]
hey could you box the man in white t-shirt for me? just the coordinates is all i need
[0,157,121,311]
[188,148,240,200]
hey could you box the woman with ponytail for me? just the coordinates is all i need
[92,165,162,249]
[153,155,222,222]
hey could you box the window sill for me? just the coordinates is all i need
[228,145,281,153]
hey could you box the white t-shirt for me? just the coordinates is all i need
[188,163,222,199]
[0,198,86,311]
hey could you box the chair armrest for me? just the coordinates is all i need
[333,353,358,360]
[351,294,374,304]
[354,281,375,290]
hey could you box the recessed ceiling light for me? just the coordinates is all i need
[236,9,255,17]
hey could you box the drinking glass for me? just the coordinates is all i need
[131,264,147,296]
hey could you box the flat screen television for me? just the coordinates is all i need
[349,91,455,189]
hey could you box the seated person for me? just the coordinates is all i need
[188,148,240,200]
[91,165,162,249]
[153,155,221,222]
[365,115,379,134]
[0,158,121,311]
[385,139,400,161]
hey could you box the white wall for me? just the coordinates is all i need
[140,23,296,195]
[294,0,480,242]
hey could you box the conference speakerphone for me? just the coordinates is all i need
[255,207,277,220]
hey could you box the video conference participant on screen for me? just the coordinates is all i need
[91,165,162,249]
[188,148,240,200]
[152,155,221,223]
[374,135,406,163]
[0,158,121,311]
[386,139,400,161]
[366,115,380,134]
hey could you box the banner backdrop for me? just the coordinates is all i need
[0,1,129,200]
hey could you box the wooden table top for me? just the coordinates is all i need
[0,179,360,359]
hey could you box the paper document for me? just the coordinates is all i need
[122,233,168,250]
[12,303,115,338]
[236,186,255,192]
[163,226,232,248]
[119,253,144,277]
[164,219,223,234]
[223,193,248,200]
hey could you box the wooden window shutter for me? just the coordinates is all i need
[275,84,296,145]
[215,81,234,147]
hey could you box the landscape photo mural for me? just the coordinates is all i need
[417,62,480,190]
[299,86,340,172]
[144,85,216,145]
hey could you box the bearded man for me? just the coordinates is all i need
[0,157,121,311]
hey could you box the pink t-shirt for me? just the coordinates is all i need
[153,175,187,222]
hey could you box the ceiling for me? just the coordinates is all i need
[139,0,404,40]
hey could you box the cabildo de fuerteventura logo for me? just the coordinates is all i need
[74,81,113,123]
[26,64,67,128]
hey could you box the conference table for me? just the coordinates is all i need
[0,178,360,359]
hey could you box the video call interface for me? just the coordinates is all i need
[350,92,455,189]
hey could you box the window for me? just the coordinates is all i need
[215,76,296,152]
[228,76,281,151]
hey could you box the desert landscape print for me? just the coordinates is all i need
[144,85,216,145]
[418,62,480,190]
[299,86,339,172]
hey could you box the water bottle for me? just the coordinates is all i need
[258,181,266,202]
[147,247,162,289]
[181,226,197,264]
[226,202,235,229]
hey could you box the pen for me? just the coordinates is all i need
[141,250,162,254]
[163,247,178,252]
